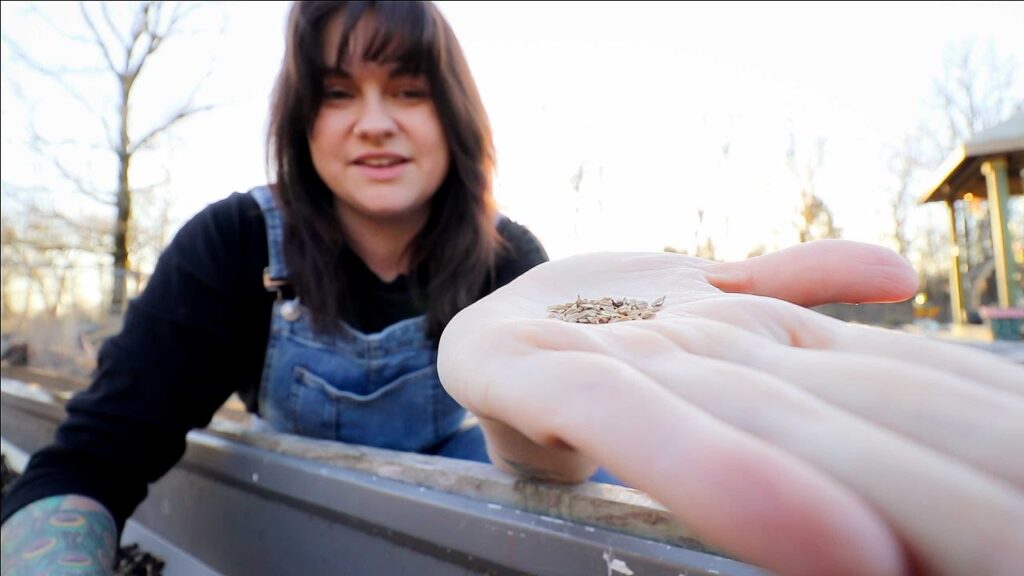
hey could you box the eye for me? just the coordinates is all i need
[322,75,355,102]
[391,76,431,101]
[323,86,353,101]
[396,88,430,100]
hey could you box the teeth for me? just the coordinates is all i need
[362,158,402,167]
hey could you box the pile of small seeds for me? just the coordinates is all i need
[547,296,666,324]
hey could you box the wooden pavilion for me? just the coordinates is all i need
[918,113,1023,324]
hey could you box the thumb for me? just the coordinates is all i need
[705,240,919,308]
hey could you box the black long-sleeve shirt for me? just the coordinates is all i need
[1,191,548,530]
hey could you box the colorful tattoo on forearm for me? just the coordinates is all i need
[1,494,117,575]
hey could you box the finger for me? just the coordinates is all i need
[757,348,1024,487]
[456,333,905,576]
[832,323,1024,398]
[704,240,919,307]
[589,321,1024,576]
[678,294,1024,399]
[644,316,1024,488]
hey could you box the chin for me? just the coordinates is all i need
[335,187,432,222]
[362,202,428,221]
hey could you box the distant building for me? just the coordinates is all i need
[918,113,1023,323]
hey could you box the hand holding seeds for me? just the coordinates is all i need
[439,241,1024,576]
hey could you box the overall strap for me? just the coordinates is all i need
[251,186,291,296]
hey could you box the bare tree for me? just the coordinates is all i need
[663,208,721,261]
[693,209,719,261]
[570,163,584,244]
[886,135,921,259]
[0,196,93,321]
[927,41,1023,155]
[889,40,1022,304]
[745,245,768,259]
[3,1,214,314]
[787,134,841,243]
[1,213,27,326]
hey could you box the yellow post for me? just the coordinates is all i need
[946,199,965,324]
[981,157,1017,308]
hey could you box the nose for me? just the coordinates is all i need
[353,94,397,142]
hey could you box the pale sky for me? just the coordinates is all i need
[2,1,1023,266]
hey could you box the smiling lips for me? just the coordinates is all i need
[353,153,410,180]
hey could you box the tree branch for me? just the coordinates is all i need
[2,36,116,148]
[21,3,95,45]
[134,2,195,81]
[79,1,121,75]
[23,126,114,207]
[99,2,128,54]
[163,2,204,36]
[146,1,167,55]
[129,102,215,155]
[125,2,153,77]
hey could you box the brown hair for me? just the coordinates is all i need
[267,1,502,339]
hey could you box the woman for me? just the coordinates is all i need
[6,2,1005,576]
[1,1,547,571]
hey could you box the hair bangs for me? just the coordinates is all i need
[332,2,437,76]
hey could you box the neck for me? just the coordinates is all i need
[338,209,428,283]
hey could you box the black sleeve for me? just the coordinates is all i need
[493,217,549,289]
[1,192,272,532]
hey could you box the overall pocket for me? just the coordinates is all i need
[289,364,448,451]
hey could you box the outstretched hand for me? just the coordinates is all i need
[438,240,1024,576]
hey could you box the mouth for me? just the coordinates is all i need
[352,154,410,167]
[352,153,411,181]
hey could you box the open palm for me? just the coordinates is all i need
[439,240,1024,576]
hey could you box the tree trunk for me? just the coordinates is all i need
[111,82,132,314]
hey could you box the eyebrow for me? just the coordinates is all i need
[320,67,351,80]
[389,61,423,77]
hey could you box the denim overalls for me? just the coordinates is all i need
[250,186,487,461]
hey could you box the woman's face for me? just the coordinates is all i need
[309,16,450,227]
